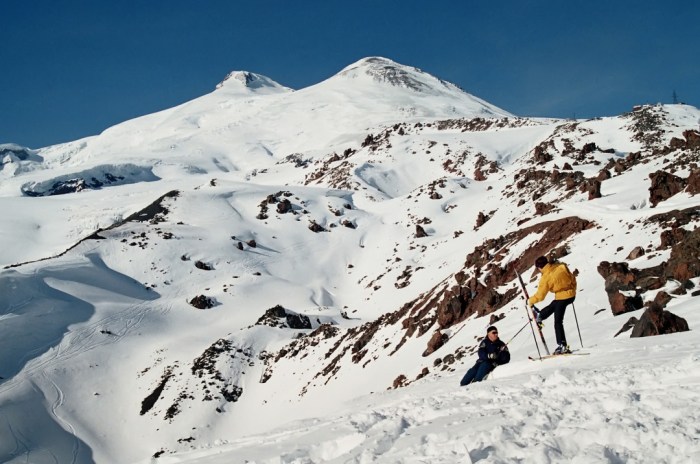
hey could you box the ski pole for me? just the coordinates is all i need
[526,304,542,360]
[571,302,584,348]
[516,269,549,356]
[505,320,530,346]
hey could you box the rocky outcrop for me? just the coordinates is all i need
[598,226,700,315]
[255,305,312,329]
[189,295,215,309]
[649,171,687,207]
[669,130,700,151]
[614,317,639,337]
[195,260,213,271]
[423,331,449,356]
[663,227,700,283]
[686,169,700,196]
[597,261,644,315]
[415,224,428,238]
[474,211,490,229]
[630,304,689,337]
[587,179,602,200]
[626,246,645,260]
[400,216,593,354]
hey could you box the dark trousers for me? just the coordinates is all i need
[460,361,493,386]
[538,297,575,346]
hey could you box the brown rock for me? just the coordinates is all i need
[581,142,598,154]
[533,144,553,164]
[596,169,611,181]
[664,228,700,281]
[189,295,215,309]
[535,202,555,216]
[648,171,687,207]
[683,129,700,148]
[686,169,700,196]
[588,179,602,200]
[597,261,644,315]
[658,227,689,250]
[276,199,293,214]
[626,246,645,260]
[392,374,408,389]
[423,331,449,356]
[652,291,673,309]
[474,211,489,230]
[614,316,639,337]
[630,304,689,337]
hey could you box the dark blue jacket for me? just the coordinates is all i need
[477,337,510,366]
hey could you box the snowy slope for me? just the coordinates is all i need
[1,57,699,463]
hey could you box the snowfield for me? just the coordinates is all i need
[153,327,700,464]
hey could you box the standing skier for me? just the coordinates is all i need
[528,256,577,355]
[460,326,510,386]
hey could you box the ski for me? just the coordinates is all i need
[529,351,589,361]
[515,269,550,356]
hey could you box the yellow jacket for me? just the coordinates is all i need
[528,262,577,306]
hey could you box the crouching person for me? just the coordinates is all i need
[460,326,510,386]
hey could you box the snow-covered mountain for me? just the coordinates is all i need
[1,57,699,463]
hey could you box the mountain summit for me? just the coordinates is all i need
[325,56,512,118]
[337,56,461,93]
[214,70,291,95]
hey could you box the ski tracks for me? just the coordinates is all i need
[177,353,700,463]
[44,374,80,464]
[0,299,151,397]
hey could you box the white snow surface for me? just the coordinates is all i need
[0,58,699,463]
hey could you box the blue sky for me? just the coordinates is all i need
[2,0,698,148]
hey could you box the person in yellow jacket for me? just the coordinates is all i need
[528,256,577,354]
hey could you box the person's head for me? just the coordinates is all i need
[486,325,499,341]
[535,256,549,270]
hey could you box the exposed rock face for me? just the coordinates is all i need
[533,142,553,164]
[669,129,700,151]
[614,317,639,337]
[276,199,293,214]
[415,224,428,238]
[626,246,645,260]
[684,129,700,148]
[587,179,602,200]
[423,331,448,356]
[535,202,555,216]
[664,227,700,283]
[597,262,644,315]
[308,221,327,233]
[686,169,700,196]
[630,304,689,337]
[190,295,215,309]
[255,305,312,329]
[648,171,687,207]
[474,211,489,229]
[402,216,593,351]
[598,226,700,316]
[195,260,213,271]
[596,169,611,181]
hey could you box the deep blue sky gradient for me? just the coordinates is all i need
[2,0,699,148]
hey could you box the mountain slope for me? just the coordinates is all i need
[0,57,699,463]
